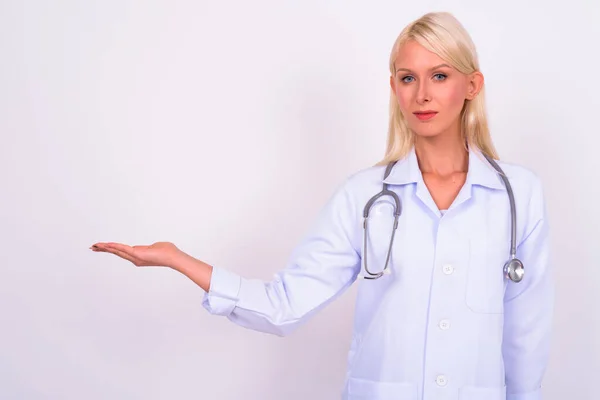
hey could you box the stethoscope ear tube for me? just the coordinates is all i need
[482,153,524,283]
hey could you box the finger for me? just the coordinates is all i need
[105,247,141,266]
[90,244,109,252]
[104,243,137,257]
[91,242,114,250]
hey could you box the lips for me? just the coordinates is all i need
[413,111,438,121]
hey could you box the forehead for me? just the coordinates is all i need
[394,40,448,70]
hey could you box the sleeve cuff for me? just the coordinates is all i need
[507,387,542,400]
[201,266,242,316]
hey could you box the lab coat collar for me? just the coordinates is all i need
[382,145,505,191]
[466,147,505,190]
[381,147,421,186]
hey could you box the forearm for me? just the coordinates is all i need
[169,251,213,292]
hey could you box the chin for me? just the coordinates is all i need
[413,131,441,138]
[409,120,455,140]
[410,126,444,139]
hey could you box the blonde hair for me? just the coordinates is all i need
[378,11,498,166]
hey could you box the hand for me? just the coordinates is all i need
[90,241,184,268]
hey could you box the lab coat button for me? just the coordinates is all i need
[436,375,448,387]
[439,319,450,330]
[442,264,454,274]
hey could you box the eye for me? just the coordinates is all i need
[433,73,447,81]
[401,75,415,83]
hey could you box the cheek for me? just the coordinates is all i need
[440,83,467,113]
[395,88,414,113]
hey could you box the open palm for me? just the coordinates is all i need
[90,241,181,267]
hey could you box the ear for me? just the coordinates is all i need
[389,74,396,92]
[465,71,484,100]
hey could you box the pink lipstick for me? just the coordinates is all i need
[413,111,438,121]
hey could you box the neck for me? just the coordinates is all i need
[414,134,468,177]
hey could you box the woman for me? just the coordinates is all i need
[91,12,553,400]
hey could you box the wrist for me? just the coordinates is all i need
[167,249,192,271]
[167,251,213,292]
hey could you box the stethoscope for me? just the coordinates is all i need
[361,153,524,283]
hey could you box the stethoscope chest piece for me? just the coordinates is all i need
[504,258,524,283]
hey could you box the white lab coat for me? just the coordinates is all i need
[202,146,554,400]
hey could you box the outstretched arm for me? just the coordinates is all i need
[175,180,362,336]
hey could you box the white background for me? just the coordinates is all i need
[1,1,598,399]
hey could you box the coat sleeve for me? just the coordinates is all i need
[201,179,362,336]
[503,176,555,400]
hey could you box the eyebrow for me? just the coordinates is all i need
[394,63,452,74]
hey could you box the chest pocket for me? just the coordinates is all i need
[465,229,509,314]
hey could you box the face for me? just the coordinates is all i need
[389,40,483,140]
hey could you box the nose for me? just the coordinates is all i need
[416,80,431,104]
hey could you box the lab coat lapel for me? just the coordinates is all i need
[447,147,506,212]
[382,147,441,215]
[382,146,504,216]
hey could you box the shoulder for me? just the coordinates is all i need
[494,157,548,227]
[340,164,389,197]
[322,164,389,216]
[494,158,546,199]
[494,158,542,187]
[347,164,389,186]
